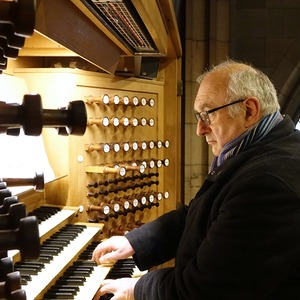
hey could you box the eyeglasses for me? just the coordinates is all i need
[194,99,245,125]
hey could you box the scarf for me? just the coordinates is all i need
[209,110,283,173]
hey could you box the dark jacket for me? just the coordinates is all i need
[126,115,300,300]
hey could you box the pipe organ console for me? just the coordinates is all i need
[0,0,182,298]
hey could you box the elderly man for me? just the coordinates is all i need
[92,60,300,300]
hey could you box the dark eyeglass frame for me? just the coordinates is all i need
[194,99,245,125]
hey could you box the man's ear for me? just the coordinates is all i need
[244,97,261,128]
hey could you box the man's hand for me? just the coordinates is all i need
[93,277,140,300]
[92,236,135,264]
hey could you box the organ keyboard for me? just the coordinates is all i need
[21,222,103,300]
[40,241,112,300]
[41,241,147,300]
[32,206,78,238]
[10,205,146,300]
[72,263,112,300]
[5,205,148,300]
[4,206,104,300]
[7,204,146,299]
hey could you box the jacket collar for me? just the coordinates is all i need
[206,115,296,183]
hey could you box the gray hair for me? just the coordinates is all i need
[197,60,280,117]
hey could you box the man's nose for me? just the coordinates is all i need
[196,120,208,136]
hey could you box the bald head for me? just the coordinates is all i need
[197,60,280,117]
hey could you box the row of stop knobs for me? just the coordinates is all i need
[106,220,145,236]
[85,94,155,107]
[86,172,159,188]
[87,180,159,197]
[87,116,155,127]
[87,191,169,221]
[85,140,169,153]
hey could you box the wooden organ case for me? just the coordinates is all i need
[1,0,182,299]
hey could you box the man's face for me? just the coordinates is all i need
[194,73,247,156]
